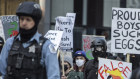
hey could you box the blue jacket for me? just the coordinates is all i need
[0,32,60,79]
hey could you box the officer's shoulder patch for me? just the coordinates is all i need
[34,4,40,9]
[49,44,56,53]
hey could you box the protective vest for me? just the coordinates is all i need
[5,36,47,79]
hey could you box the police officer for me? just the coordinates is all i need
[0,1,60,79]
[84,37,114,79]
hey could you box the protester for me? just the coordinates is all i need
[84,37,120,79]
[67,50,88,79]
[61,56,73,79]
[131,67,140,79]
[0,1,60,79]
[64,56,73,76]
[130,54,140,70]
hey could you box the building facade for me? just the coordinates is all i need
[1,0,140,52]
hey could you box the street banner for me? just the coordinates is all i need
[98,58,132,79]
[66,13,76,28]
[0,15,19,40]
[111,8,140,54]
[82,35,105,60]
[44,30,63,51]
[55,16,74,51]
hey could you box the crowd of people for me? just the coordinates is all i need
[0,1,140,79]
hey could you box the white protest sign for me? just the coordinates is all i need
[44,30,63,51]
[98,58,132,79]
[111,7,140,54]
[55,16,74,51]
[66,13,76,28]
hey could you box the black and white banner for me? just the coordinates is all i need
[111,8,140,54]
[55,13,76,51]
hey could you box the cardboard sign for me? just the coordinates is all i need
[111,8,140,54]
[55,16,74,51]
[0,15,19,40]
[82,35,105,60]
[44,30,63,51]
[98,58,132,79]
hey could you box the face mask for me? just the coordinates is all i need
[96,46,102,52]
[64,65,68,71]
[92,51,107,62]
[76,59,85,67]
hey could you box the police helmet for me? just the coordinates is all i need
[90,37,107,52]
[16,1,42,20]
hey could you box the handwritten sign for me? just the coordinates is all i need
[44,30,63,50]
[111,8,140,54]
[98,58,132,79]
[66,13,76,28]
[82,35,105,60]
[55,16,74,51]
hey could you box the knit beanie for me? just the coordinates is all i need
[64,56,73,68]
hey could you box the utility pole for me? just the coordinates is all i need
[39,0,51,35]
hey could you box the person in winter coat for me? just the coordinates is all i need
[61,56,73,79]
[84,37,119,79]
[67,50,88,79]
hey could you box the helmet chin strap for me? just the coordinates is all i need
[93,51,107,61]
